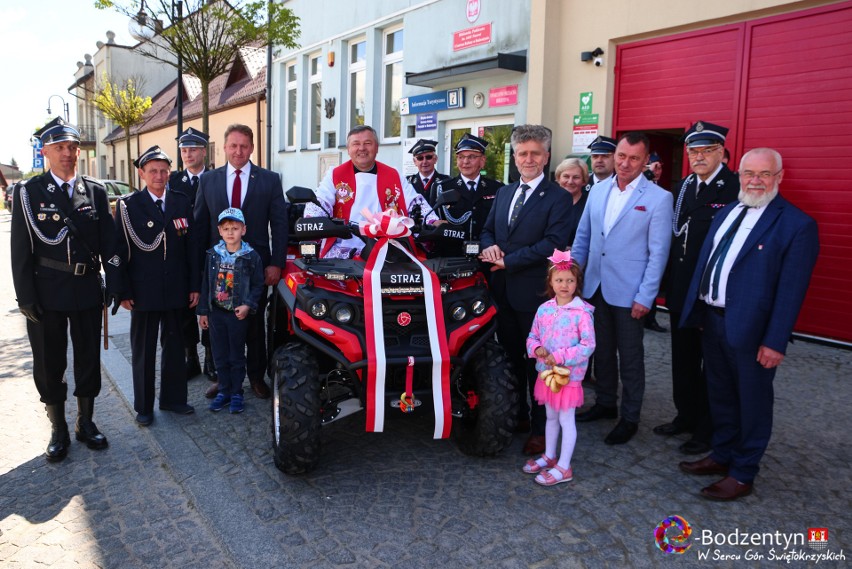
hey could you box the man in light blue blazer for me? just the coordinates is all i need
[571,132,673,445]
[678,148,819,501]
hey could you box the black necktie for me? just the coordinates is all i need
[191,176,199,192]
[155,199,164,216]
[509,184,529,228]
[468,180,476,193]
[697,181,707,197]
[61,182,71,199]
[700,206,749,301]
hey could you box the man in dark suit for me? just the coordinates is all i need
[480,124,573,455]
[406,138,449,204]
[10,118,117,461]
[654,122,740,455]
[572,132,673,445]
[115,146,198,426]
[679,148,819,501]
[432,134,503,256]
[193,124,288,400]
[169,127,208,380]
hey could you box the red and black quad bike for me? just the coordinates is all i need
[268,187,518,474]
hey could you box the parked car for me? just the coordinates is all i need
[100,179,136,212]
[4,185,13,212]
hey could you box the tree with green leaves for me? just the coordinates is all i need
[95,0,300,137]
[93,73,153,191]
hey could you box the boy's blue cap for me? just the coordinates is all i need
[218,207,245,224]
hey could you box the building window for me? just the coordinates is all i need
[284,63,297,150]
[382,27,403,140]
[349,39,366,131]
[308,53,322,148]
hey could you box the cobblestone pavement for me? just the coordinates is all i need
[1,212,850,567]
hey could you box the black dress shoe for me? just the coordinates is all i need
[576,404,618,423]
[159,403,195,415]
[136,413,154,426]
[75,420,108,449]
[652,422,689,436]
[644,319,667,332]
[604,419,638,445]
[46,427,71,462]
[679,439,711,455]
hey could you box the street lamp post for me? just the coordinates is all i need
[128,0,185,168]
[47,95,70,123]
[173,0,184,169]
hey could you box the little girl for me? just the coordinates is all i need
[523,249,595,486]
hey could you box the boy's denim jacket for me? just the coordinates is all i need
[197,240,264,315]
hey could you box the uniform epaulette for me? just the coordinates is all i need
[81,175,104,188]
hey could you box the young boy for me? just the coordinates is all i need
[197,208,264,413]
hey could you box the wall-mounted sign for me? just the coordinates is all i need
[453,23,492,51]
[572,114,599,154]
[416,113,438,131]
[489,85,518,107]
[400,88,465,116]
[466,0,481,23]
[579,91,593,115]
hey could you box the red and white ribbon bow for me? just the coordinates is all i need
[360,209,451,439]
[359,208,413,239]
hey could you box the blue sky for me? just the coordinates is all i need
[0,1,135,170]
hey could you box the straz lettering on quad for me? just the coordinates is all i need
[389,274,422,284]
[296,222,324,232]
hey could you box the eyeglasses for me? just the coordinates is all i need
[686,145,721,157]
[740,170,781,181]
[457,154,482,162]
[414,154,436,162]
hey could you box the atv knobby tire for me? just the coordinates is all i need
[271,343,322,474]
[453,339,518,456]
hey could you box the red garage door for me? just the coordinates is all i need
[614,1,852,343]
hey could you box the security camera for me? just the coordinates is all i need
[594,57,603,67]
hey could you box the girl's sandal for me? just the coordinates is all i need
[522,454,557,474]
[535,465,573,486]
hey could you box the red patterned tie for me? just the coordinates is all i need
[231,169,242,208]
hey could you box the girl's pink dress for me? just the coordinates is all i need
[526,296,596,410]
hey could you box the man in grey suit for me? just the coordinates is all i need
[571,132,673,444]
[193,124,288,400]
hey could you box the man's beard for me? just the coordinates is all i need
[739,182,778,208]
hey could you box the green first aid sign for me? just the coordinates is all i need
[579,92,593,115]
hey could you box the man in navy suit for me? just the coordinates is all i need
[679,148,819,501]
[480,124,573,455]
[193,124,288,400]
[572,132,673,445]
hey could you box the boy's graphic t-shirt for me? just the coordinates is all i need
[214,261,235,311]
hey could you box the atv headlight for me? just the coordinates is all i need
[450,304,467,321]
[309,300,329,319]
[333,304,354,324]
[300,241,319,259]
[471,299,486,315]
